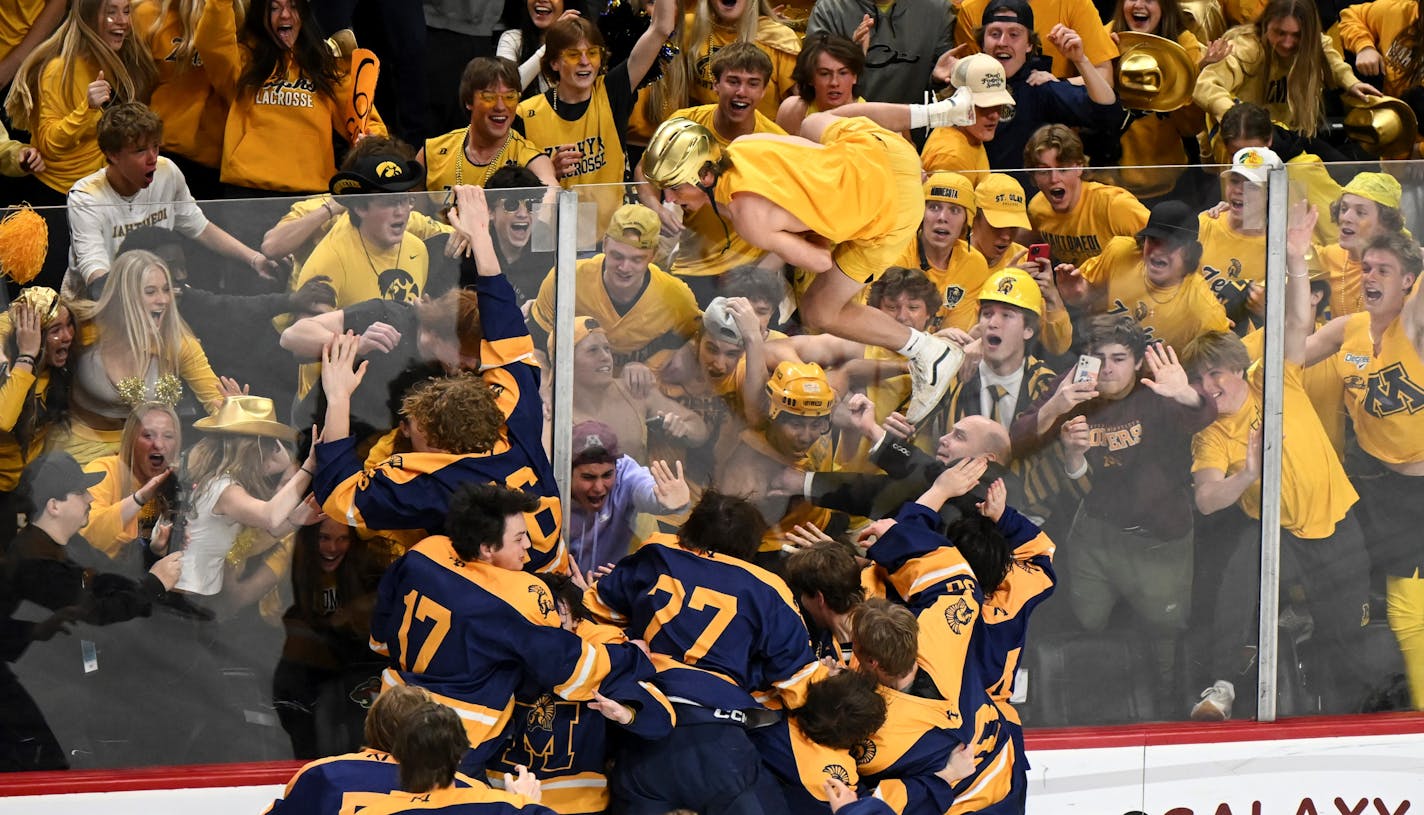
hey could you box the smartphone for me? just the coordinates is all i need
[1072,354,1102,384]
[1027,243,1050,263]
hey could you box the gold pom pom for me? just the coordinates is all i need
[0,206,49,285]
[154,374,183,406]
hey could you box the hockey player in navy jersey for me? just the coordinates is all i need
[370,484,657,772]
[584,490,829,814]
[314,185,566,572]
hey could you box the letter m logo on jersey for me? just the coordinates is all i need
[1364,362,1424,417]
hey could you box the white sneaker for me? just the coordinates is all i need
[906,337,964,424]
[1190,680,1235,721]
[926,86,977,128]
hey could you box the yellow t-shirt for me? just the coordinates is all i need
[1028,181,1150,269]
[529,254,701,369]
[666,103,784,279]
[920,127,990,185]
[1191,361,1356,539]
[294,218,430,309]
[518,77,626,234]
[1243,327,1346,457]
[1336,311,1424,465]
[1197,212,1267,286]
[1312,242,1363,318]
[422,127,546,191]
[897,236,992,333]
[717,117,923,284]
[1078,235,1231,351]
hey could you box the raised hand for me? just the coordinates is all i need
[932,455,988,499]
[650,459,690,509]
[977,477,1006,522]
[321,332,369,401]
[12,302,40,359]
[87,70,111,109]
[217,375,250,397]
[1139,343,1197,404]
[783,522,833,551]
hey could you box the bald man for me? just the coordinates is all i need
[777,406,1019,521]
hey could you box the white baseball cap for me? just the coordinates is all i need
[952,54,1015,109]
[1226,146,1284,185]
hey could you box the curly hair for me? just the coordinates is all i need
[399,373,503,454]
[867,266,943,313]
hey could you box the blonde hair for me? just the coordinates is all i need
[71,250,191,381]
[118,402,182,495]
[5,0,157,129]
[646,0,775,126]
[185,434,281,503]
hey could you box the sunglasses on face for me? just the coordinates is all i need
[496,196,543,213]
[475,90,521,106]
[559,46,606,64]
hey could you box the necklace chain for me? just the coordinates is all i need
[456,127,511,187]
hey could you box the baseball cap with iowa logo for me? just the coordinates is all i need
[329,151,426,195]
[974,173,1031,230]
[924,172,977,219]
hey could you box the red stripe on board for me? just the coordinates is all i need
[1,713,1422,797]
[1023,711,1424,750]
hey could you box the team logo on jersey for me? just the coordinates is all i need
[850,739,876,765]
[350,676,383,708]
[944,598,974,634]
[1344,353,1370,370]
[379,268,421,303]
[822,764,852,785]
[1363,363,1424,417]
[944,285,965,309]
[530,585,555,616]
[529,694,557,731]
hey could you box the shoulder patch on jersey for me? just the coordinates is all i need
[529,584,555,616]
[850,739,876,766]
[822,764,852,784]
[944,597,974,634]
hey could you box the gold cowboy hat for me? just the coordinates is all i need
[1344,95,1419,158]
[193,396,297,441]
[1115,32,1198,113]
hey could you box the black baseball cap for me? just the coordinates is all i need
[329,153,426,196]
[982,0,1034,30]
[20,452,104,515]
[1136,200,1199,245]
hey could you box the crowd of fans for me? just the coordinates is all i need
[1,0,1424,810]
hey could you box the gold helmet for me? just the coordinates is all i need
[767,361,835,419]
[642,118,723,190]
[977,269,1044,318]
